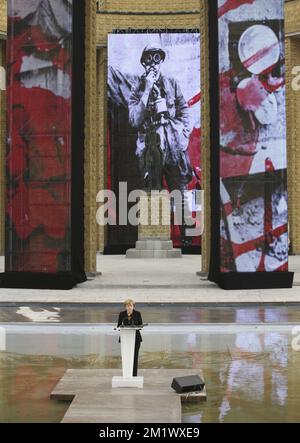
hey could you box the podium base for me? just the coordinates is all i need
[112,376,144,389]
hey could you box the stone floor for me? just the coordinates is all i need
[0,255,299,304]
[51,369,206,423]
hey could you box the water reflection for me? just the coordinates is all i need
[1,304,300,324]
[0,321,299,423]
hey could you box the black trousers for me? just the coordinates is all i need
[133,341,141,377]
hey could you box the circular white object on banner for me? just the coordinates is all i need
[238,25,280,75]
[236,77,269,112]
[254,92,278,125]
[236,77,278,125]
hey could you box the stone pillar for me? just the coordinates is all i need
[96,47,107,253]
[126,192,181,258]
[199,0,211,274]
[84,0,98,272]
[138,192,171,241]
[286,35,300,254]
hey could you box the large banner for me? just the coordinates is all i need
[107,31,201,250]
[218,0,289,274]
[1,0,86,288]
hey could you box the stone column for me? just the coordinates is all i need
[84,0,98,272]
[126,192,181,258]
[286,36,300,254]
[138,192,170,240]
[200,0,211,274]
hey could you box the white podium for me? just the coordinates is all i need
[112,325,144,389]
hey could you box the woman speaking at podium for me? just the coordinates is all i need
[117,299,143,376]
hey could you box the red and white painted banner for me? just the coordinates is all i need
[218,0,288,273]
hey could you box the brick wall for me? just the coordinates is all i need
[286,0,300,34]
[85,0,98,272]
[138,193,171,240]
[286,0,300,253]
[0,0,6,35]
[97,0,200,12]
[96,48,107,252]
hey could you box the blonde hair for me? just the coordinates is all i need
[123,299,135,307]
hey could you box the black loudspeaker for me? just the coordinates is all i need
[171,375,205,393]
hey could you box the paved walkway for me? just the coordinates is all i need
[0,255,299,304]
[51,369,206,423]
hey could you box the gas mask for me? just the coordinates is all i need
[141,51,163,66]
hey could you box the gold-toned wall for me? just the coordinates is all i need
[96,2,202,45]
[286,0,300,253]
[286,37,300,254]
[97,0,200,12]
[138,194,171,240]
[95,0,211,271]
[96,48,107,254]
[85,0,98,272]
[0,0,6,35]
[199,2,210,273]
[286,0,300,34]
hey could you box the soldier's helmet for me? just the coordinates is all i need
[140,45,166,65]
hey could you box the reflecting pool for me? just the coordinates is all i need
[1,315,300,423]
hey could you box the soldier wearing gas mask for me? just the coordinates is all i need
[128,45,194,245]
